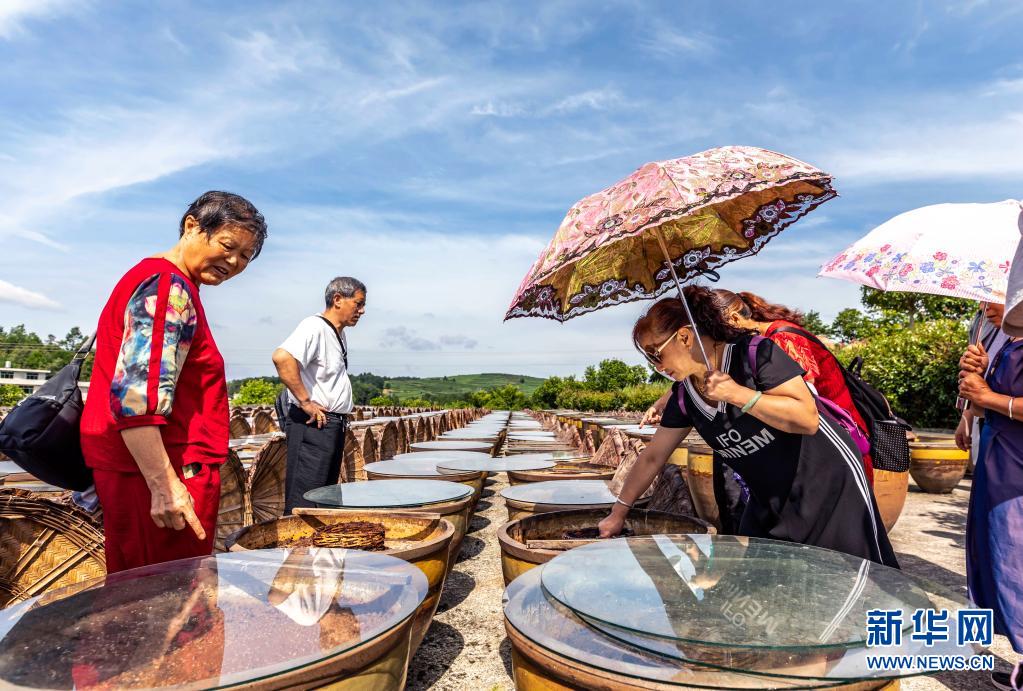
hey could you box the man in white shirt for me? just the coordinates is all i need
[272,277,366,513]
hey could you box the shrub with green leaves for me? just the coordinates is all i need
[836,318,967,429]
[399,397,433,408]
[0,384,26,407]
[530,375,573,409]
[233,379,282,405]
[618,383,670,411]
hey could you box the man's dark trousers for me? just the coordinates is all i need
[284,405,347,514]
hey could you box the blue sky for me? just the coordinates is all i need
[2,0,1022,379]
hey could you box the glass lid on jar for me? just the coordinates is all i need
[409,440,494,452]
[305,479,472,507]
[392,451,493,463]
[362,459,460,477]
[539,536,951,653]
[0,549,427,690]
[505,451,590,463]
[500,480,615,506]
[436,457,555,473]
[504,568,847,689]
[440,430,502,440]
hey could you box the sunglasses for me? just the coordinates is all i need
[642,331,680,366]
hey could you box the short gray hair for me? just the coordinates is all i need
[325,276,367,307]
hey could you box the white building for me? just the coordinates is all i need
[0,362,49,396]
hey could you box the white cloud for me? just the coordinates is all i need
[439,334,479,349]
[380,326,440,351]
[359,78,449,107]
[548,89,622,114]
[0,280,60,310]
[822,112,1023,182]
[194,214,657,379]
[0,0,74,39]
[470,101,526,117]
[984,77,1023,96]
[640,27,718,59]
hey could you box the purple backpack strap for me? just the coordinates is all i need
[747,335,766,378]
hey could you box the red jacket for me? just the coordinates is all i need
[82,258,229,472]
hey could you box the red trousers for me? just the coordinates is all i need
[94,463,220,573]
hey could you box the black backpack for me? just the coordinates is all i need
[774,326,912,473]
[0,335,95,490]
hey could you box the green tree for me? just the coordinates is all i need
[836,319,968,428]
[350,372,386,405]
[830,308,876,343]
[0,324,93,379]
[234,379,281,405]
[860,287,973,328]
[0,384,25,406]
[801,310,833,338]
[369,395,399,406]
[469,384,528,410]
[530,376,574,408]
[583,359,647,392]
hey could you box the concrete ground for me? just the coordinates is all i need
[406,473,1012,690]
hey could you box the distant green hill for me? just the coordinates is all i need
[227,372,545,406]
[384,373,544,400]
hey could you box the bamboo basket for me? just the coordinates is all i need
[245,437,287,525]
[229,415,252,439]
[362,430,379,466]
[215,450,247,553]
[341,428,363,483]
[0,489,106,608]
[252,410,278,435]
[395,420,409,455]
[378,422,399,461]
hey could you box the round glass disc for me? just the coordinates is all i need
[0,549,426,690]
[500,480,614,506]
[305,479,471,508]
[436,457,556,473]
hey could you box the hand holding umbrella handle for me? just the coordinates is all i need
[958,302,990,412]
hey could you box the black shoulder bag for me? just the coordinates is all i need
[0,334,96,490]
[773,326,912,473]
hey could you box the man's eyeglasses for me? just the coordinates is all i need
[642,331,679,366]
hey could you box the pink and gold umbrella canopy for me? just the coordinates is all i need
[505,146,836,322]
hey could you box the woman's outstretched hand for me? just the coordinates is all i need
[640,390,672,427]
[598,512,626,539]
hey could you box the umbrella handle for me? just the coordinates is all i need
[958,301,990,412]
[653,228,713,370]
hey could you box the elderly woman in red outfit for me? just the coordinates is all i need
[81,191,267,573]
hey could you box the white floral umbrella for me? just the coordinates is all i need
[819,200,1023,304]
